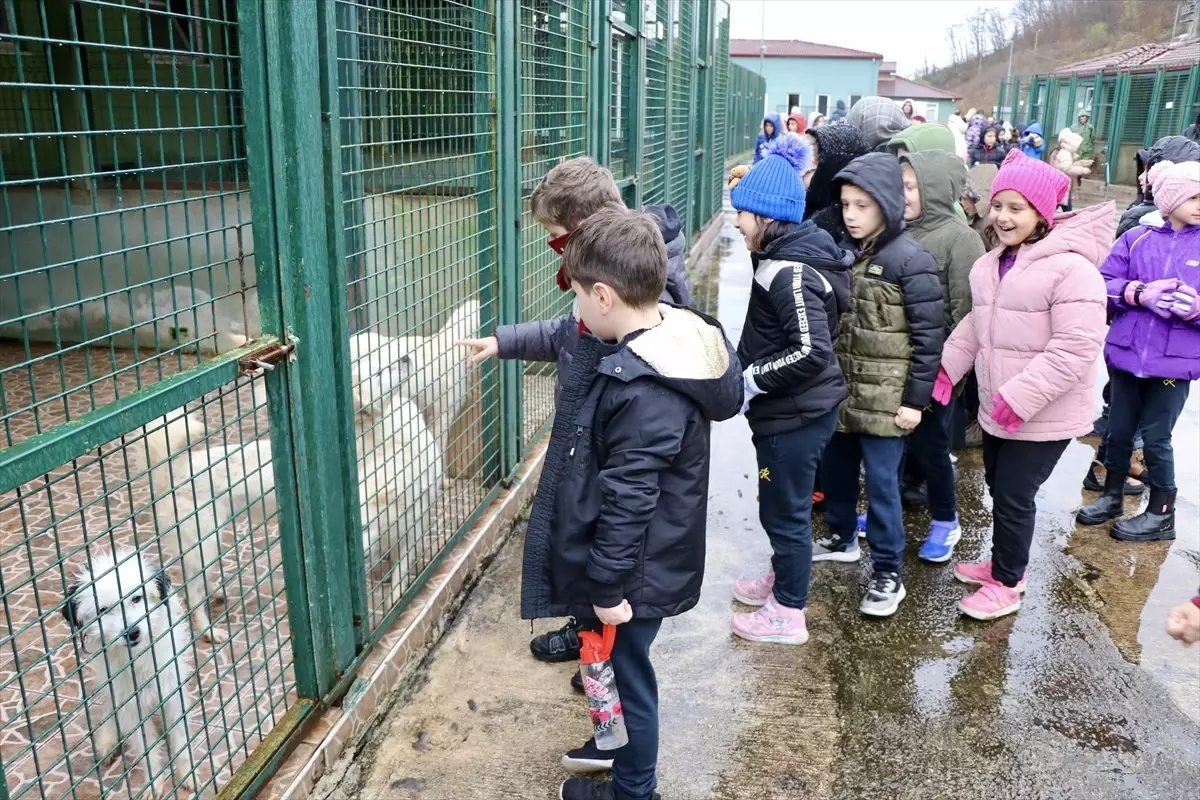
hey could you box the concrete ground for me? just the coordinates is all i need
[331,214,1200,800]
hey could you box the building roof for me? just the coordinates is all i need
[1051,38,1200,76]
[729,38,883,60]
[878,74,961,101]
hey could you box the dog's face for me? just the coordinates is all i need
[348,331,415,414]
[62,550,171,656]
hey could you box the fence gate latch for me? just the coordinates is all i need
[239,341,297,377]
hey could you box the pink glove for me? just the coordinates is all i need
[1168,283,1200,322]
[991,392,1024,433]
[932,367,955,406]
[1127,278,1179,320]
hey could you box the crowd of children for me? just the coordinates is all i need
[456,96,1199,800]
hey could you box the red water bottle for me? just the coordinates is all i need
[578,624,628,750]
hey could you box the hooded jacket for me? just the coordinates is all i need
[495,203,690,387]
[965,115,988,150]
[1020,122,1046,159]
[832,153,945,437]
[887,122,957,155]
[1116,136,1200,237]
[1069,116,1096,160]
[1100,221,1200,382]
[804,124,871,243]
[739,221,851,436]
[755,112,783,163]
[969,128,1008,167]
[787,112,808,134]
[901,151,986,331]
[830,99,847,122]
[939,203,1111,442]
[845,97,911,152]
[519,305,743,620]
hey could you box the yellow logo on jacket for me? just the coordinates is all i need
[759,467,771,482]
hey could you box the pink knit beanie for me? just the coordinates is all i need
[990,148,1070,227]
[1149,160,1200,216]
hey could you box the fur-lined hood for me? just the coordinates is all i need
[597,304,743,422]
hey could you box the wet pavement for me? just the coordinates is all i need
[336,212,1200,799]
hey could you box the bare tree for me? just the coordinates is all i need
[986,13,1010,52]
[967,10,989,58]
[946,24,966,64]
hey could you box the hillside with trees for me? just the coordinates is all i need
[916,0,1186,116]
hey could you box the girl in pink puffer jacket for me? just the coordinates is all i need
[932,149,1109,621]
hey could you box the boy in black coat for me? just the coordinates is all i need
[520,208,743,800]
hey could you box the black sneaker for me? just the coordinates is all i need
[561,738,615,774]
[570,668,584,694]
[860,571,906,617]
[559,778,662,800]
[530,618,583,663]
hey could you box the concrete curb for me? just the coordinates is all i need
[259,439,548,800]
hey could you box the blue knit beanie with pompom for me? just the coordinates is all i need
[730,133,812,223]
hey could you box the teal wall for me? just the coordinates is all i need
[731,55,880,120]
[882,96,958,123]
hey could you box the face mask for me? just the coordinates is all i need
[548,231,573,254]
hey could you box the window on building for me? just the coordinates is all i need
[924,102,939,121]
[1081,86,1095,113]
[850,94,862,108]
[145,0,207,58]
[817,94,830,115]
[788,93,801,113]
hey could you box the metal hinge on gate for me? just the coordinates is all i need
[239,340,297,377]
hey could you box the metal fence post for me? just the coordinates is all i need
[1144,69,1166,148]
[1107,72,1131,182]
[496,0,522,475]
[239,0,361,692]
[1183,64,1200,129]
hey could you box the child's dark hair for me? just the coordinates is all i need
[561,207,667,308]
[752,217,800,252]
[982,217,1051,250]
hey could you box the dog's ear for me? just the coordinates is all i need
[61,583,81,630]
[153,569,170,602]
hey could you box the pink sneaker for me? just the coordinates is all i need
[953,560,1027,593]
[730,596,809,645]
[959,583,1022,620]
[732,569,775,607]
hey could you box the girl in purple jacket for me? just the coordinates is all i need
[1076,160,1200,541]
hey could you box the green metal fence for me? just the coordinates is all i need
[998,62,1200,185]
[0,1,760,799]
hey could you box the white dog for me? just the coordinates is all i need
[143,407,276,642]
[62,548,194,795]
[391,298,480,447]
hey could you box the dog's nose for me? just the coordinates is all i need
[125,628,142,646]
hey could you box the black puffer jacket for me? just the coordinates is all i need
[495,204,690,390]
[832,153,944,437]
[804,125,870,244]
[1115,136,1200,238]
[520,305,743,621]
[739,221,851,437]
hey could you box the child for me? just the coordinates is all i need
[726,134,851,644]
[786,111,807,134]
[517,207,742,800]
[754,112,782,163]
[813,152,944,618]
[969,127,1007,167]
[933,149,1108,620]
[1020,121,1045,160]
[458,157,690,679]
[898,151,986,561]
[1075,160,1200,542]
[845,96,910,152]
[802,124,871,245]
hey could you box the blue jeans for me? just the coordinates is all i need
[1104,368,1191,492]
[754,408,839,609]
[610,618,663,800]
[822,432,907,574]
[902,401,958,522]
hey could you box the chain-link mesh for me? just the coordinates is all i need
[710,1,729,220]
[641,0,668,206]
[334,0,498,631]
[1153,70,1191,142]
[667,0,692,214]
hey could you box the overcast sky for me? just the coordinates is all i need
[728,0,1007,76]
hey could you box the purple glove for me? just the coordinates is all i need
[932,367,955,406]
[1168,283,1200,322]
[991,392,1023,434]
[1128,278,1180,319]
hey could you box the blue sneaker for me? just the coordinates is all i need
[856,512,867,539]
[919,517,962,563]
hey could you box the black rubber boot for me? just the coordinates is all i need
[1111,489,1177,542]
[1076,472,1126,525]
[1083,461,1147,495]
